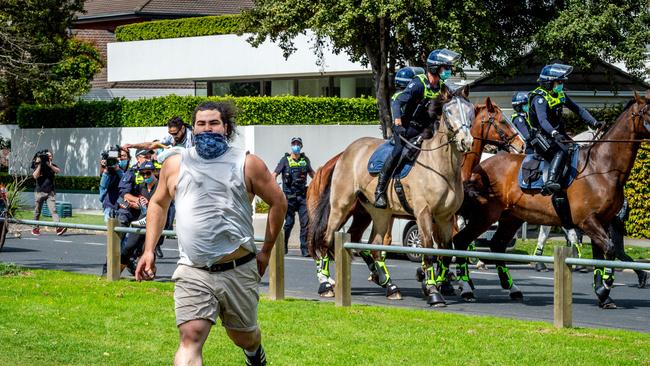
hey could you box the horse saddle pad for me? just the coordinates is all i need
[518,146,580,191]
[367,140,414,179]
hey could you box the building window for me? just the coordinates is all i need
[195,81,208,97]
[210,81,261,97]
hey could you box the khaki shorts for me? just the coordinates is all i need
[172,259,261,332]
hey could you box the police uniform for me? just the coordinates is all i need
[274,152,314,255]
[511,112,535,154]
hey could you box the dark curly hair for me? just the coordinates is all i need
[192,101,237,141]
[166,116,185,129]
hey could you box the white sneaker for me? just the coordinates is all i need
[132,218,147,227]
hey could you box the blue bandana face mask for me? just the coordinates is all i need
[440,69,452,80]
[118,160,128,170]
[194,132,229,160]
[553,83,564,93]
[143,176,154,184]
[522,105,529,113]
[291,145,301,154]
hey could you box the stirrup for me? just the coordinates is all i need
[374,193,388,208]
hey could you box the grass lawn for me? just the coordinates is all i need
[13,209,105,226]
[1,264,648,366]
[512,239,650,261]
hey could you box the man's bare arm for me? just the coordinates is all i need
[246,154,287,273]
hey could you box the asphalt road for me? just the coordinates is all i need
[1,232,648,333]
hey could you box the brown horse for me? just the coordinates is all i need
[306,97,525,299]
[309,89,477,306]
[453,91,650,308]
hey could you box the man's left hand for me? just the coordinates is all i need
[594,121,606,130]
[256,250,271,276]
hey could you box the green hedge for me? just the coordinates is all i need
[0,173,100,193]
[17,96,379,128]
[624,145,650,238]
[115,15,244,42]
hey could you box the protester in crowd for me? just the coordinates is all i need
[31,149,66,236]
[122,116,194,151]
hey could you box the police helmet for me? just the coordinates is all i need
[512,92,528,107]
[538,63,573,83]
[395,66,425,89]
[426,49,460,71]
[138,161,155,171]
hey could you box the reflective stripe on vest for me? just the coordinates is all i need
[287,156,307,168]
[511,113,532,128]
[529,87,565,109]
[414,74,444,99]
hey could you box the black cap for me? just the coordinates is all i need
[291,137,303,146]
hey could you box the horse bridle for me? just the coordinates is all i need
[442,97,473,143]
[631,102,650,133]
[480,111,524,153]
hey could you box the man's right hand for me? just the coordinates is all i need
[394,118,402,126]
[135,251,156,281]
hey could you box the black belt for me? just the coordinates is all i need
[199,252,256,273]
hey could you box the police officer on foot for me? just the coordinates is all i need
[272,137,315,256]
[527,63,603,195]
[374,49,460,208]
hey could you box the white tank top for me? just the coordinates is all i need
[175,146,255,267]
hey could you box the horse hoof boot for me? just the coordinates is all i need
[534,262,548,272]
[427,292,446,307]
[598,297,617,309]
[439,282,456,297]
[318,282,334,297]
[386,284,402,300]
[415,267,425,282]
[595,285,611,303]
[509,291,524,301]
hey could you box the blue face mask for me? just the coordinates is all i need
[118,160,128,170]
[440,69,452,80]
[194,132,229,160]
[143,176,154,184]
[291,145,301,154]
[553,83,564,93]
[522,105,529,113]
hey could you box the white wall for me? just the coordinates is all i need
[10,125,382,178]
[108,32,371,83]
[0,124,18,140]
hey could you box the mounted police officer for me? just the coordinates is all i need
[527,63,603,195]
[273,137,315,256]
[511,92,535,154]
[374,49,460,208]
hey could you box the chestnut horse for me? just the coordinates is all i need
[306,97,525,300]
[453,91,650,308]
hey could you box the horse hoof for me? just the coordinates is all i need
[416,267,425,282]
[509,291,524,301]
[534,262,548,272]
[427,292,446,306]
[421,283,429,298]
[598,297,617,309]
[476,261,487,271]
[367,275,373,282]
[387,291,403,300]
[320,290,335,298]
[439,282,456,297]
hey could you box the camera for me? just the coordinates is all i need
[34,149,50,167]
[101,146,120,168]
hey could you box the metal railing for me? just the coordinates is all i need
[1,217,286,300]
[335,233,650,328]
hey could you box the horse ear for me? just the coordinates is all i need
[634,90,643,104]
[485,97,495,113]
[460,84,470,99]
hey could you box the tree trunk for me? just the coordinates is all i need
[370,17,392,139]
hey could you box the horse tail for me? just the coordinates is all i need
[307,158,338,258]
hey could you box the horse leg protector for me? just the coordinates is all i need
[594,268,616,308]
[572,242,588,273]
[373,260,391,288]
[385,280,401,298]
[534,247,548,272]
[457,262,475,301]
[498,265,523,300]
[435,258,455,296]
[360,250,379,283]
[316,256,334,285]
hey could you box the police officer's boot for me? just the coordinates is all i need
[374,153,399,209]
[542,152,565,196]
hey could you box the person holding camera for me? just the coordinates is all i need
[31,149,65,236]
[99,147,130,222]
